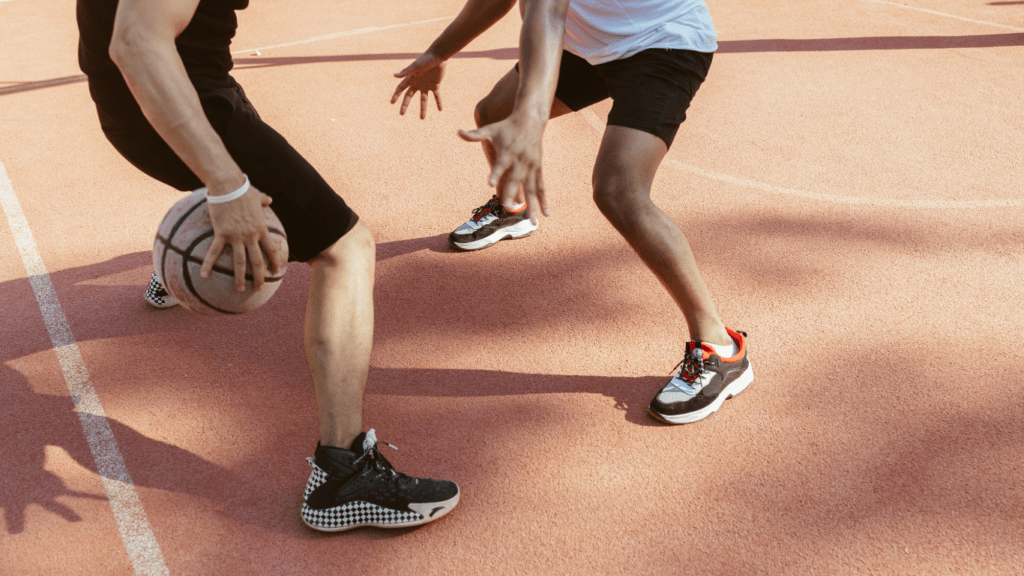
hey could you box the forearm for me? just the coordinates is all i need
[513,0,569,122]
[428,0,518,60]
[110,16,243,194]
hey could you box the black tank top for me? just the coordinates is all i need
[77,0,249,129]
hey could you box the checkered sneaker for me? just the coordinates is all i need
[301,429,460,532]
[145,271,178,309]
[302,460,423,529]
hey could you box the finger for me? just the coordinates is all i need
[488,149,514,188]
[536,170,549,218]
[420,92,427,120]
[200,236,226,279]
[259,192,272,207]
[458,128,489,143]
[390,78,409,104]
[247,240,266,291]
[400,88,416,115]
[394,64,414,78]
[261,234,286,276]
[499,164,525,207]
[231,241,247,292]
[434,90,443,112]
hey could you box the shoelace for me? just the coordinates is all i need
[353,429,406,481]
[470,196,501,222]
[667,346,708,393]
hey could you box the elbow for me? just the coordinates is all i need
[108,34,129,69]
[108,27,147,70]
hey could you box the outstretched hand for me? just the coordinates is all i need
[392,52,446,119]
[201,186,287,293]
[459,113,549,223]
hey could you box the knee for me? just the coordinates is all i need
[592,174,629,220]
[592,172,654,229]
[310,220,376,279]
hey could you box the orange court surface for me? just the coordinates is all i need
[2,0,1023,574]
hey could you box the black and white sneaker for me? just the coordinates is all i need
[648,328,754,424]
[448,195,538,251]
[145,271,178,309]
[301,429,460,532]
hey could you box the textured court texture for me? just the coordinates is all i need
[1,0,1023,574]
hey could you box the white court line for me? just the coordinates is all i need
[0,160,169,576]
[580,110,1024,208]
[860,0,1024,32]
[232,15,454,54]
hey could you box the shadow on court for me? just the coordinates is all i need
[5,31,1022,97]
[0,242,665,537]
[717,32,1024,53]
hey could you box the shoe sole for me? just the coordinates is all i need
[301,492,460,532]
[648,365,754,425]
[450,220,538,251]
[145,296,179,309]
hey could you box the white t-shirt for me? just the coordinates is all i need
[564,0,717,65]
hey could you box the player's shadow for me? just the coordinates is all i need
[7,31,1022,98]
[0,245,665,537]
[376,233,451,260]
[0,360,662,538]
[0,364,230,535]
[370,367,663,426]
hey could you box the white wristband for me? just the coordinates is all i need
[204,174,250,204]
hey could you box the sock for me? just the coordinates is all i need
[506,201,526,213]
[708,338,739,359]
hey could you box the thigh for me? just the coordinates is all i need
[513,51,606,116]
[552,50,611,112]
[486,67,574,121]
[597,49,713,149]
[593,125,669,199]
[101,119,204,193]
[216,85,359,263]
[99,81,359,264]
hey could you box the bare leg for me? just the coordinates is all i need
[304,219,375,449]
[474,68,572,205]
[592,125,730,347]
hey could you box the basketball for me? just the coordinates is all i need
[153,189,288,315]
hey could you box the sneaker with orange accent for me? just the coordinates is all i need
[448,195,538,251]
[648,328,753,424]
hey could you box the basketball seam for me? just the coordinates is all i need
[159,197,208,301]
[182,231,238,315]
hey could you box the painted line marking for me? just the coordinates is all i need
[233,15,454,54]
[0,159,169,576]
[580,110,1024,208]
[860,0,1024,32]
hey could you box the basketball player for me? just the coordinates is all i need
[76,0,459,531]
[393,0,753,424]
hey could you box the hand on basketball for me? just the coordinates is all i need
[392,52,446,119]
[201,186,287,292]
[459,114,548,223]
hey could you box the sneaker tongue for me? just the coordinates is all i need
[349,432,368,453]
[314,443,359,477]
[688,341,711,360]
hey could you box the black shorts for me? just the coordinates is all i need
[98,79,358,263]
[525,48,712,148]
